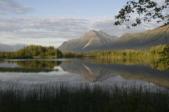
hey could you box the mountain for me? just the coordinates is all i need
[110,24,169,49]
[59,24,169,52]
[0,43,25,52]
[59,30,115,52]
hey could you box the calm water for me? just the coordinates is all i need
[0,58,169,91]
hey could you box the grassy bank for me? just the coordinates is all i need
[88,45,169,71]
[0,85,169,112]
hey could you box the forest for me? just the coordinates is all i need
[0,45,63,59]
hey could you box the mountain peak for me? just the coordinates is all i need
[88,30,98,33]
[59,30,114,52]
[83,30,112,40]
[81,30,111,49]
[84,30,99,38]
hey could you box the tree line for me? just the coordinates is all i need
[85,45,169,71]
[0,45,63,59]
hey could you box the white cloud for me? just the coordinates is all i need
[0,17,92,47]
[0,17,160,47]
[92,18,162,37]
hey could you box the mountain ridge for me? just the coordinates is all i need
[59,30,116,52]
[0,43,25,52]
[59,25,169,52]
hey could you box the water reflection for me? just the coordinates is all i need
[60,59,169,88]
[0,59,169,89]
[0,60,61,72]
[90,58,169,71]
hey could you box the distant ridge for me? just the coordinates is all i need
[59,25,169,52]
[0,43,25,52]
[111,24,169,49]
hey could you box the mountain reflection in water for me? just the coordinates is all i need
[0,59,169,90]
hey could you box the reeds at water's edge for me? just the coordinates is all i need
[0,83,169,112]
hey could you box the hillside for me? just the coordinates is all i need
[59,25,169,52]
[59,30,115,52]
[111,24,169,49]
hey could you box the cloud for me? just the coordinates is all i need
[0,17,92,47]
[91,18,161,37]
[0,17,160,47]
[0,0,30,14]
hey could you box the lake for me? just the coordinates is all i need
[0,58,169,92]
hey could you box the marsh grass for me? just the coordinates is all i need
[0,84,169,112]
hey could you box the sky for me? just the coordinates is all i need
[18,0,126,17]
[0,0,162,47]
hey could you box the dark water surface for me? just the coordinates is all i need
[0,58,169,91]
